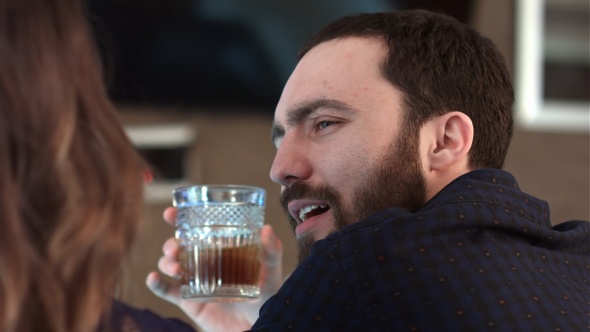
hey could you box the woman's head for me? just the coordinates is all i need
[0,0,145,331]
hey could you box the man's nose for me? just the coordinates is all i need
[269,137,312,187]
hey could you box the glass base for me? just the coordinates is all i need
[181,284,260,302]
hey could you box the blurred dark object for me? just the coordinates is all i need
[544,63,590,101]
[396,0,473,23]
[86,0,473,111]
[139,147,186,179]
[87,0,282,110]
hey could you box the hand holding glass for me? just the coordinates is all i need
[173,185,265,302]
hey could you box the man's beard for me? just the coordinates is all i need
[280,126,426,263]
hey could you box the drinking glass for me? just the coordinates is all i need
[173,185,265,301]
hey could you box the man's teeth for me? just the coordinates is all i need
[299,204,328,222]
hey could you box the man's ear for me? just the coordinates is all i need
[423,111,473,171]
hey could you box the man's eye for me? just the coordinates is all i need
[317,121,333,130]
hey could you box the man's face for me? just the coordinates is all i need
[270,37,426,260]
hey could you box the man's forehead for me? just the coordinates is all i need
[297,38,385,78]
[275,37,387,113]
[271,36,392,140]
[303,36,387,59]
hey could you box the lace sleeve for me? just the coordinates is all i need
[101,300,196,332]
[115,314,143,332]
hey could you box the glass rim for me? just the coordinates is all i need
[173,184,265,194]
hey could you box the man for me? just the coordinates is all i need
[147,10,589,331]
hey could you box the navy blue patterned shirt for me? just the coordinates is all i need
[250,169,590,331]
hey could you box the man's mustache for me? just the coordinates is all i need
[280,182,339,209]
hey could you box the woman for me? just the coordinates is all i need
[0,0,195,331]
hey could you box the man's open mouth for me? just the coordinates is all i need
[298,204,330,223]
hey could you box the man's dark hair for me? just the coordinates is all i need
[299,10,514,169]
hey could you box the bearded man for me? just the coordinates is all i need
[148,10,589,332]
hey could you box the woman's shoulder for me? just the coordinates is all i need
[101,300,196,332]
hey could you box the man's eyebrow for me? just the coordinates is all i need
[271,99,353,144]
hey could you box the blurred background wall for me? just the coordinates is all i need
[89,0,589,329]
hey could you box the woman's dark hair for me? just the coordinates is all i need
[0,0,145,331]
